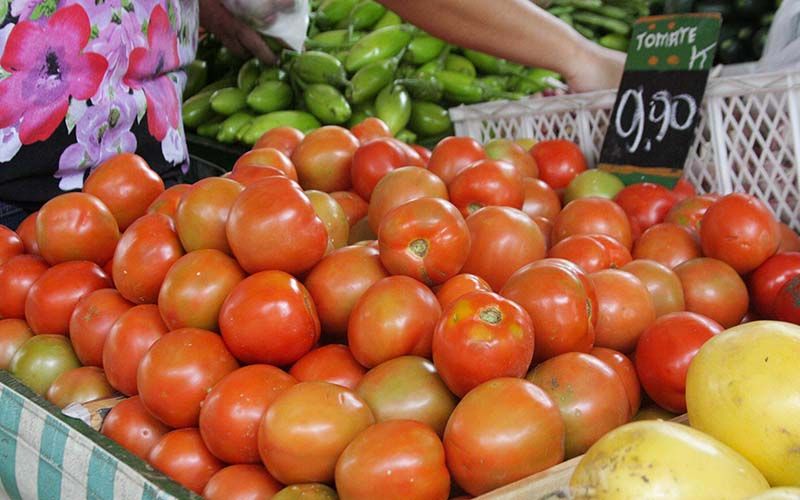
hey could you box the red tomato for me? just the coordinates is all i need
[674,257,749,328]
[253,126,305,157]
[330,191,369,227]
[350,138,417,201]
[0,319,33,370]
[350,117,393,144]
[614,183,677,232]
[590,234,632,268]
[0,225,24,266]
[348,217,377,245]
[335,420,451,500]
[228,165,286,186]
[158,249,245,331]
[101,396,171,460]
[367,166,448,234]
[533,216,554,250]
[146,184,192,222]
[227,177,328,275]
[552,197,633,249]
[434,273,492,310]
[530,139,587,190]
[24,261,111,335]
[590,347,641,416]
[664,194,718,235]
[355,356,457,436]
[778,223,800,252]
[69,289,133,367]
[15,212,39,255]
[590,269,656,353]
[348,276,441,368]
[219,270,320,366]
[199,364,297,464]
[448,159,525,218]
[461,207,546,290]
[46,366,115,409]
[444,378,564,496]
[36,193,120,266]
[306,190,350,251]
[485,138,539,178]
[83,153,165,231]
[411,144,432,164]
[103,304,168,396]
[501,258,596,361]
[258,381,375,484]
[378,198,470,286]
[521,178,561,221]
[672,178,696,202]
[747,252,800,318]
[289,344,366,390]
[622,259,685,318]
[233,148,298,181]
[175,177,243,254]
[548,234,612,273]
[137,328,239,428]
[203,465,283,500]
[632,222,701,269]
[528,352,629,458]
[291,126,359,192]
[773,275,800,324]
[149,428,224,494]
[634,311,722,413]
[0,254,49,319]
[427,136,486,185]
[112,213,185,304]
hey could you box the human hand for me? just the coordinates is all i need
[564,44,626,93]
[199,0,277,65]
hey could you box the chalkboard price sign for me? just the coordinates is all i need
[599,13,722,187]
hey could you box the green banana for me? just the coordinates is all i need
[345,25,412,73]
[217,112,254,144]
[304,83,353,124]
[409,101,452,137]
[237,58,262,92]
[209,87,248,115]
[375,84,411,135]
[290,50,348,87]
[247,81,293,113]
[347,57,398,104]
[241,111,322,145]
[404,35,447,65]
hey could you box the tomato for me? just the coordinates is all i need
[448,159,525,218]
[253,126,305,157]
[635,311,722,413]
[199,364,297,464]
[350,117,393,144]
[304,190,349,251]
[330,191,369,227]
[411,144,432,165]
[564,170,625,203]
[0,254,49,319]
[552,197,633,249]
[228,165,286,186]
[444,378,564,496]
[102,305,168,396]
[348,217,377,245]
[15,212,39,255]
[348,276,441,368]
[434,273,492,310]
[9,335,81,395]
[530,139,587,190]
[590,269,656,353]
[778,223,800,252]
[36,193,120,266]
[227,177,328,275]
[747,252,800,318]
[83,153,165,231]
[501,258,596,361]
[632,222,701,269]
[69,289,133,367]
[137,328,239,427]
[101,396,171,460]
[528,352,629,458]
[675,257,749,328]
[355,356,457,436]
[24,261,111,335]
[272,484,338,499]
[533,216,554,250]
[112,213,185,304]
[219,270,320,365]
[45,366,115,409]
[233,147,298,181]
[672,178,696,202]
[258,381,375,484]
[590,346,641,416]
[350,138,412,201]
[291,126,359,192]
[147,183,192,222]
[204,465,283,500]
[614,183,677,232]
[591,234,633,268]
[289,344,366,390]
[0,225,23,266]
[149,428,224,494]
[521,177,561,221]
[548,234,612,273]
[335,420,450,500]
[773,275,800,324]
[484,138,538,178]
[461,207,546,290]
[622,259,685,318]
[378,198,470,286]
[427,136,486,185]
[700,193,781,274]
[367,166,448,234]
[175,177,243,254]
[664,194,718,235]
[0,319,33,370]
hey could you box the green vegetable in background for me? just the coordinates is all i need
[347,57,399,104]
[184,60,208,100]
[241,111,322,145]
[210,87,248,116]
[345,25,413,72]
[247,81,293,113]
[237,58,262,92]
[217,112,254,143]
[289,51,349,87]
[404,35,447,65]
[409,101,452,136]
[304,83,353,124]
[375,84,412,135]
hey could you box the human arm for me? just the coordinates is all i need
[199,0,277,64]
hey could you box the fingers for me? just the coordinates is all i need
[237,25,278,65]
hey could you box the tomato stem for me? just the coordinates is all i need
[467,202,483,214]
[409,239,429,258]
[479,306,502,324]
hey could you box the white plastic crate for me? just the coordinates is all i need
[449,69,800,231]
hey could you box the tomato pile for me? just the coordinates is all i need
[2,119,800,499]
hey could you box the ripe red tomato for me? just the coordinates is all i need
[634,311,722,413]
[591,234,632,268]
[330,191,369,227]
[175,177,243,254]
[590,347,641,416]
[367,166,448,234]
[675,257,749,328]
[227,177,328,275]
[530,139,587,190]
[101,396,171,460]
[432,291,535,397]
[552,197,633,249]
[747,252,800,318]
[773,275,800,324]
[700,193,781,274]
[289,344,366,390]
[199,364,297,464]
[664,194,718,235]
[0,225,23,266]
[335,420,451,500]
[253,126,305,157]
[355,356,457,436]
[521,177,561,221]
[427,136,486,185]
[306,190,349,251]
[0,319,33,370]
[444,378,564,496]
[548,234,612,273]
[233,147,298,181]
[15,212,39,255]
[149,428,224,494]
[778,223,800,252]
[0,254,49,319]
[485,138,539,178]
[533,216,554,250]
[590,269,656,353]
[350,117,393,144]
[146,184,191,222]
[228,165,286,186]
[103,304,168,396]
[69,289,133,367]
[528,352,629,458]
[292,126,359,192]
[24,261,111,335]
[434,273,492,310]
[203,465,283,500]
[632,222,701,269]
[461,207,546,290]
[350,138,413,201]
[46,366,115,409]
[348,276,441,368]
[36,193,120,266]
[137,328,239,428]
[671,178,696,202]
[622,259,685,318]
[219,270,320,366]
[501,258,596,361]
[83,153,165,231]
[448,159,525,218]
[614,183,677,232]
[411,144,432,164]
[258,381,375,484]
[378,198,471,286]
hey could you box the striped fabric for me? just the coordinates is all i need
[0,372,199,500]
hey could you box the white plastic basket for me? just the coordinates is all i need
[449,69,800,231]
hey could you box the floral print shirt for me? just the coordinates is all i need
[0,0,198,210]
